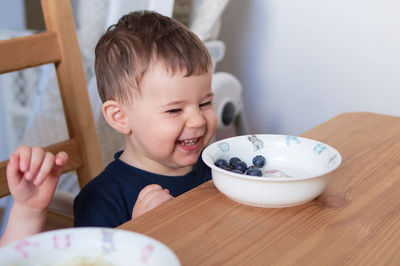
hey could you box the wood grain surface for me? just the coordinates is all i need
[118,112,400,265]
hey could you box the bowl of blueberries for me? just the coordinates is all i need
[202,134,342,208]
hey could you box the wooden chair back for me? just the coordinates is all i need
[0,0,103,198]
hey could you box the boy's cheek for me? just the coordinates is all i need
[211,111,218,130]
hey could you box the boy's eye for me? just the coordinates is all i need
[200,101,212,108]
[167,108,182,114]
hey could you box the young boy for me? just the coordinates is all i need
[73,11,217,227]
[0,146,68,247]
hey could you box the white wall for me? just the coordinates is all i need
[217,0,400,135]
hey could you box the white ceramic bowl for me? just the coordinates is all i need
[0,227,180,266]
[202,134,342,208]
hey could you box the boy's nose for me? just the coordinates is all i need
[186,109,207,128]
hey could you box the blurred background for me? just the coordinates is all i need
[217,0,400,135]
[1,0,399,148]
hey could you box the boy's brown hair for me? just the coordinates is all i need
[95,10,212,103]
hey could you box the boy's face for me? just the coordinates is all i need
[120,62,217,176]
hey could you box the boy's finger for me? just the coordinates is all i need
[15,145,31,173]
[34,152,55,186]
[148,189,173,202]
[26,147,45,181]
[54,151,68,168]
[161,189,174,199]
[51,151,68,177]
[6,154,23,187]
[145,190,173,209]
[139,184,163,198]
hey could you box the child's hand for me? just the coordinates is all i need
[132,184,174,219]
[6,146,68,211]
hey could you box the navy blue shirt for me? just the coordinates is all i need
[73,151,211,228]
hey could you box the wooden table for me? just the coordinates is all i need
[119,112,400,265]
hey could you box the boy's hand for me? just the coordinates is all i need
[6,146,68,211]
[132,184,174,219]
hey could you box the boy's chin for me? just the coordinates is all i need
[177,154,200,167]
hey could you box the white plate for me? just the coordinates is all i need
[0,227,180,266]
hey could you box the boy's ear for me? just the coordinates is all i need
[102,100,131,134]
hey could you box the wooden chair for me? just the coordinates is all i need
[0,0,103,229]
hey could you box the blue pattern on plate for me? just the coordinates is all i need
[286,135,301,146]
[218,142,230,152]
[248,135,264,151]
[313,143,327,154]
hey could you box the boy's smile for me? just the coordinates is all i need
[119,62,217,176]
[177,137,201,148]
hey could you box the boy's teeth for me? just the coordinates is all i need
[180,139,197,146]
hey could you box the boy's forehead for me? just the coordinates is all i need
[146,60,187,77]
[140,61,201,89]
[140,63,212,96]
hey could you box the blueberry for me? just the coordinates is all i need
[252,155,266,168]
[231,169,244,174]
[218,165,231,171]
[234,161,248,173]
[246,166,262,176]
[229,157,241,168]
[215,159,228,168]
